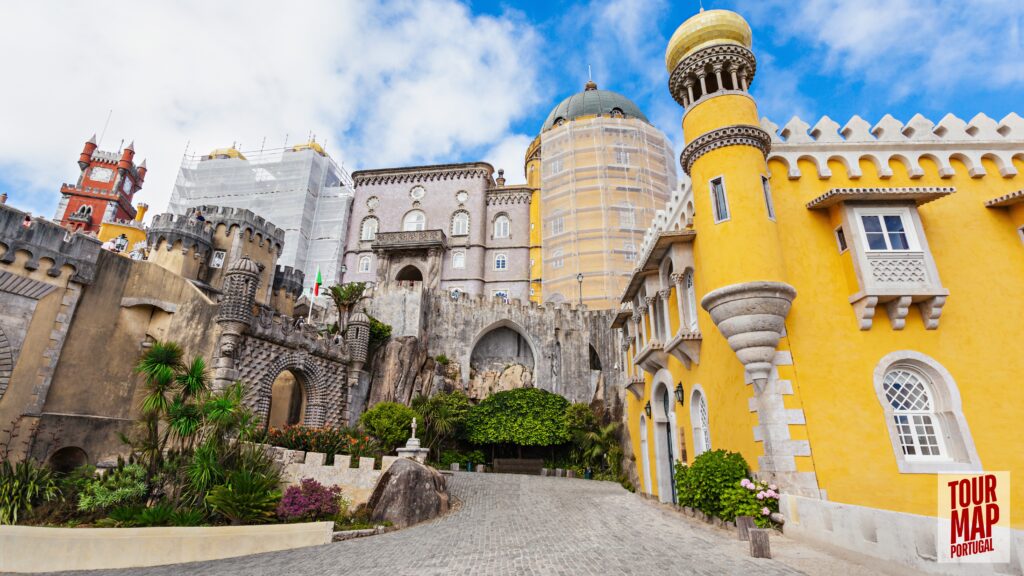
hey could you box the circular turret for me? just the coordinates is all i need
[665,9,752,72]
[345,311,371,365]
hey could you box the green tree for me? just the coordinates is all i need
[675,450,750,518]
[411,391,471,452]
[464,388,571,448]
[359,402,417,452]
[327,283,366,326]
[367,315,392,351]
[578,422,623,475]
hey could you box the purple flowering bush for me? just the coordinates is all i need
[720,477,781,528]
[276,479,347,522]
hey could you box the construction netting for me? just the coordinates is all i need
[539,117,676,310]
[167,145,354,294]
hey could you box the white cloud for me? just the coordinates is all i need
[736,0,1024,102]
[0,0,541,216]
[483,134,535,183]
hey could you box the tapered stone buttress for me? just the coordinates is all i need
[701,281,795,387]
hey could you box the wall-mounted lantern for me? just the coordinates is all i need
[674,383,685,406]
[644,400,652,418]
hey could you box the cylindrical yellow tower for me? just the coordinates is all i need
[666,9,794,385]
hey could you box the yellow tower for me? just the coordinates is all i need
[525,136,543,302]
[667,9,792,385]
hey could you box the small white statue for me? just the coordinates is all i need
[411,417,417,440]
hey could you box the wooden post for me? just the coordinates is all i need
[736,516,755,541]
[749,528,771,558]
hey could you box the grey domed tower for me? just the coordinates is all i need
[213,256,262,390]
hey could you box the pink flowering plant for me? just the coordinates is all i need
[276,479,348,522]
[719,477,781,528]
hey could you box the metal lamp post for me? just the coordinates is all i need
[576,273,584,306]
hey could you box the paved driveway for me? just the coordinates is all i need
[58,472,909,576]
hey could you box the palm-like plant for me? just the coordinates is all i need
[412,391,471,452]
[327,282,366,329]
[579,422,623,474]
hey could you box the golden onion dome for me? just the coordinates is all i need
[205,147,247,161]
[291,141,326,156]
[665,9,752,73]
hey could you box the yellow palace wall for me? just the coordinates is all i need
[626,154,1024,527]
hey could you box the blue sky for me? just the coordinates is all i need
[0,0,1021,218]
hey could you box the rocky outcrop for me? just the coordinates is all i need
[466,363,533,400]
[368,458,450,528]
[367,336,460,406]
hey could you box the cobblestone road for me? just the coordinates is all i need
[60,473,905,576]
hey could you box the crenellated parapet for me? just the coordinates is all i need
[0,204,101,284]
[272,265,304,300]
[188,205,285,254]
[147,212,214,258]
[251,305,349,363]
[761,112,1024,180]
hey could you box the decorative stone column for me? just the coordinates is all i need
[700,281,796,387]
[214,256,262,391]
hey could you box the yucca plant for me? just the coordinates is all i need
[205,469,281,525]
[0,459,61,525]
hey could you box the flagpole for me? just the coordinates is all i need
[307,289,314,324]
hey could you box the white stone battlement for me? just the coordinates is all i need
[258,443,398,506]
[760,113,1024,181]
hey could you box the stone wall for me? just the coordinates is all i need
[261,444,398,506]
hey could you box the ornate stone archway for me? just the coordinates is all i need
[246,350,328,427]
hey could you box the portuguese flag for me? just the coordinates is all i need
[313,267,322,297]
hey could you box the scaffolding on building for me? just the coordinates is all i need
[168,144,354,294]
[540,117,676,310]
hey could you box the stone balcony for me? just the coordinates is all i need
[371,229,448,252]
[634,339,668,372]
[665,329,702,368]
[625,374,646,400]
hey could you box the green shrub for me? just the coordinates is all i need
[367,315,392,351]
[205,469,281,525]
[674,450,750,519]
[720,477,781,527]
[412,391,472,452]
[101,505,145,527]
[359,402,417,452]
[438,449,486,468]
[169,507,206,526]
[77,463,148,513]
[563,403,598,437]
[265,425,380,463]
[0,459,61,525]
[465,388,571,447]
[434,354,450,366]
[135,502,176,527]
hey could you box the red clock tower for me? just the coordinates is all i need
[55,135,147,233]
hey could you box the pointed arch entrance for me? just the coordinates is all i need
[651,370,680,503]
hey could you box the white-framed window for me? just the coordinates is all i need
[358,255,372,273]
[624,242,636,262]
[882,368,945,459]
[451,211,469,236]
[683,269,698,332]
[691,386,711,456]
[835,226,848,253]
[709,176,729,223]
[857,208,918,251]
[761,176,775,221]
[550,215,565,235]
[872,351,982,474]
[615,148,630,165]
[452,250,465,269]
[494,214,510,238]
[403,210,426,231]
[550,248,564,269]
[210,250,226,269]
[494,253,508,271]
[547,158,564,174]
[619,202,635,228]
[361,217,379,241]
[529,287,535,296]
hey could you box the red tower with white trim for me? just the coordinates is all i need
[55,136,146,233]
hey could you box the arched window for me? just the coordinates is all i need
[883,368,944,458]
[358,255,372,273]
[360,217,379,241]
[691,387,711,456]
[452,250,465,269]
[494,253,508,271]
[451,211,469,236]
[872,351,982,474]
[403,210,426,231]
[550,248,564,269]
[683,269,698,332]
[494,214,510,238]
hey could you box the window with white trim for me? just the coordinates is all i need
[858,208,918,251]
[710,177,729,223]
[358,255,372,273]
[452,250,465,269]
[494,253,508,271]
[883,367,945,459]
[624,242,636,262]
[619,202,635,228]
[360,217,378,241]
[691,388,711,456]
[761,176,775,220]
[403,210,426,231]
[451,211,469,236]
[550,248,564,269]
[551,215,565,235]
[683,269,698,332]
[614,147,630,165]
[494,214,510,238]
